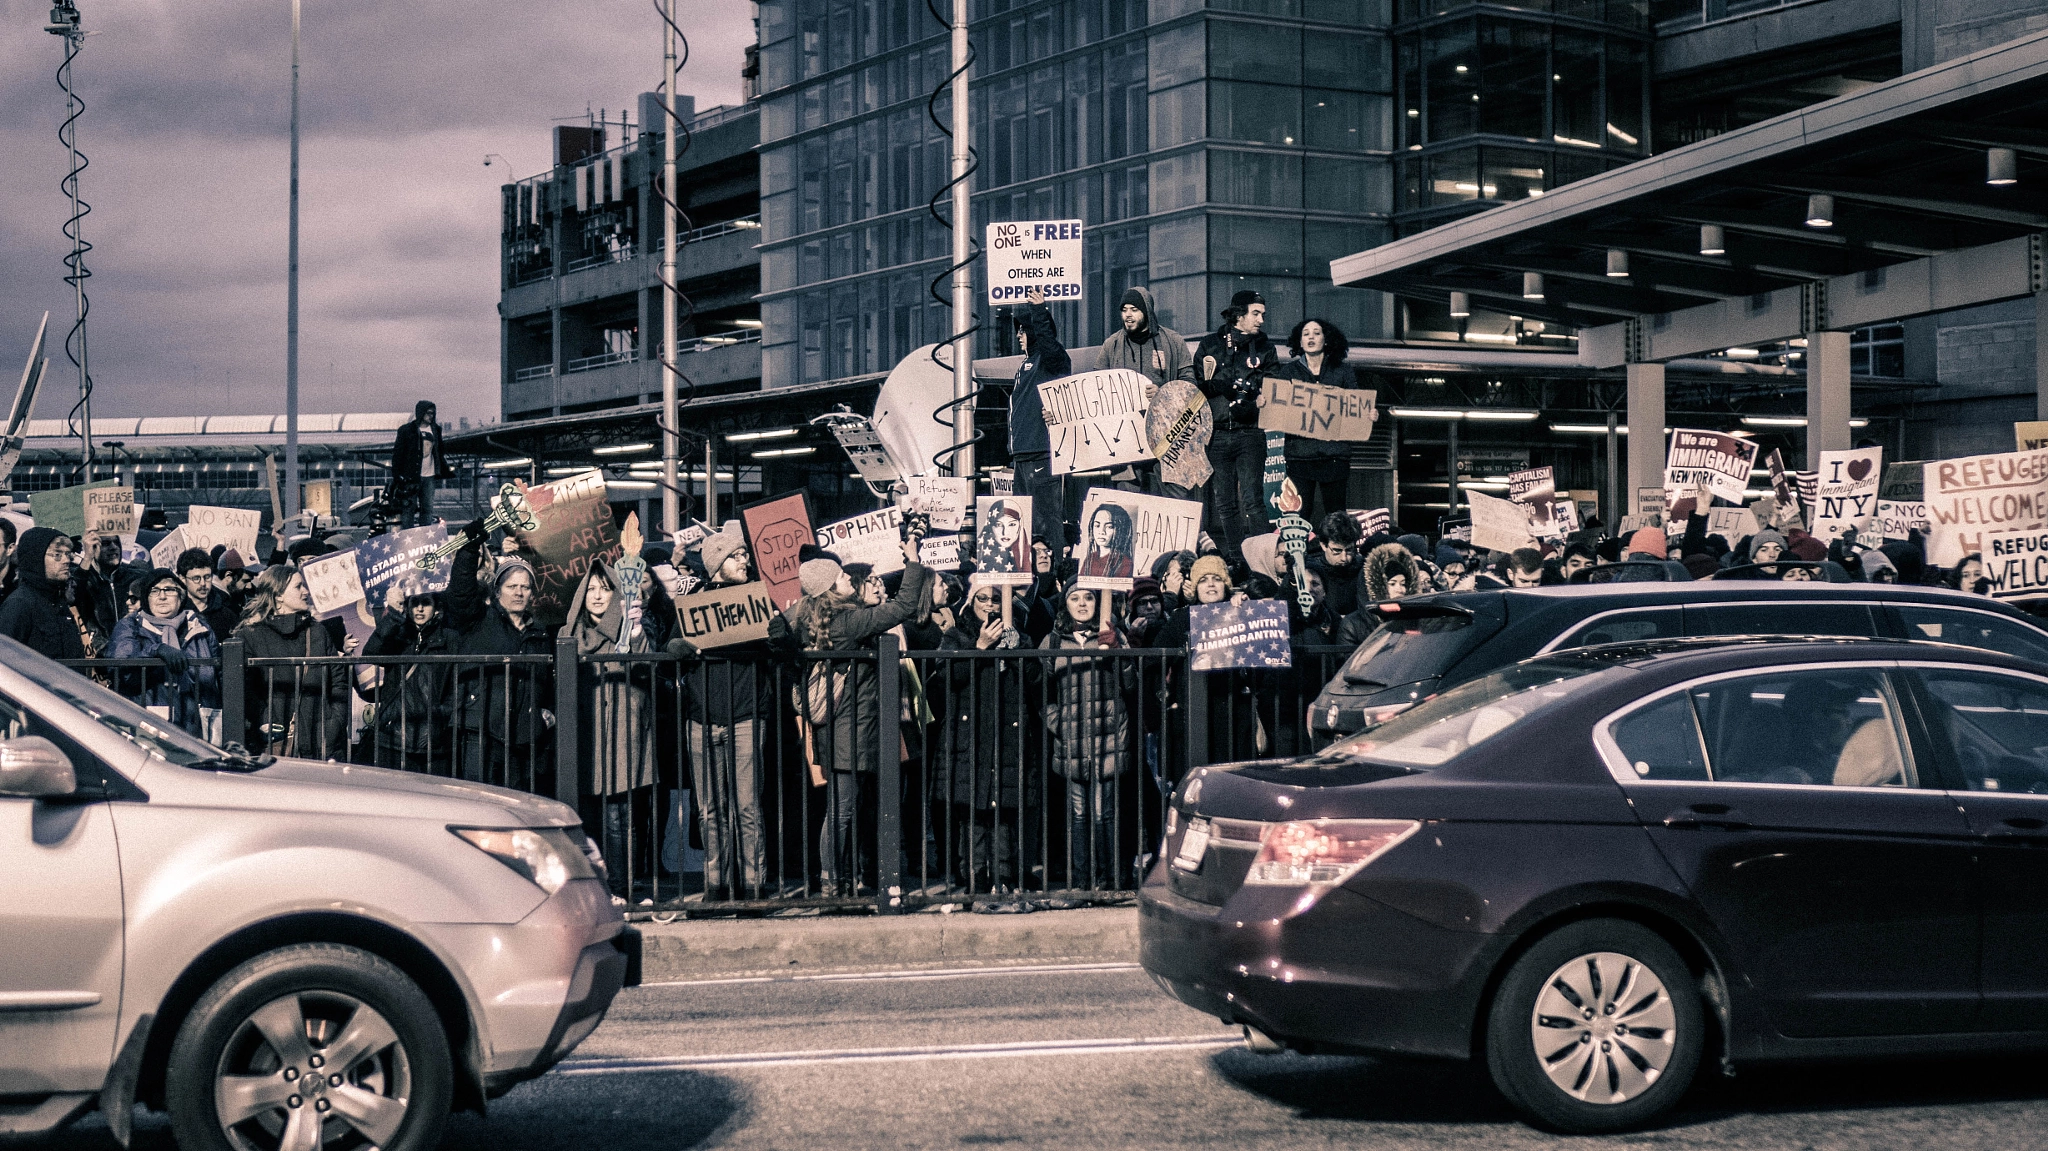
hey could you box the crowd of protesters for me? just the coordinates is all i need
[0,291,1995,910]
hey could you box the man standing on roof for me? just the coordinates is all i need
[1007,286,1071,551]
[388,401,444,529]
[1099,286,1205,499]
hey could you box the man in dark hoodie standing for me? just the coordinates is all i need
[0,528,85,659]
[1099,286,1204,497]
[388,400,444,528]
[1196,290,1276,561]
[1007,286,1071,551]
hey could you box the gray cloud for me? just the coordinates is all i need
[0,0,754,421]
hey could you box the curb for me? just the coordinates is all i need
[635,906,1139,982]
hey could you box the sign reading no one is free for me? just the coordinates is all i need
[985,220,1083,305]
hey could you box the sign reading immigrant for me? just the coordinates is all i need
[1041,368,1153,475]
[1188,600,1293,672]
[1074,489,1202,592]
[1921,448,2048,568]
[984,219,1084,305]
[1665,428,1760,505]
[672,581,778,649]
[1257,378,1377,442]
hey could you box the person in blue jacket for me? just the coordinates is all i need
[110,567,221,739]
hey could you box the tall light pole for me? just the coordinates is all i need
[658,0,680,538]
[47,1,92,482]
[947,0,974,478]
[284,0,302,522]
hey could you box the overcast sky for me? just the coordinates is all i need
[0,0,753,423]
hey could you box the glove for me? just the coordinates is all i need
[155,642,189,678]
[664,637,699,663]
[461,518,489,549]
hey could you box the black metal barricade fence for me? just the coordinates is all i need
[66,638,1359,916]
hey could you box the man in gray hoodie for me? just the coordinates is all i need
[1098,286,1205,498]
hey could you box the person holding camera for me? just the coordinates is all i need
[1196,290,1276,562]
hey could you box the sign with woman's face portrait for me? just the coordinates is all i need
[972,496,1034,586]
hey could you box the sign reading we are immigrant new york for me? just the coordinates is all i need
[1666,429,1760,505]
[1257,378,1377,442]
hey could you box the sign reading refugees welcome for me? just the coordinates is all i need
[985,219,1083,304]
[1984,528,2048,602]
[1922,448,2048,567]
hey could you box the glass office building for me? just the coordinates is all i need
[754,0,1403,389]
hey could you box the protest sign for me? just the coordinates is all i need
[83,486,135,537]
[1188,600,1293,672]
[984,219,1084,305]
[671,581,778,649]
[1707,507,1761,543]
[740,491,815,610]
[300,549,364,619]
[1666,428,1759,505]
[149,527,187,571]
[1351,508,1392,537]
[1568,490,1600,526]
[899,475,973,532]
[817,506,908,575]
[2019,422,2048,452]
[1438,517,1471,543]
[302,480,333,518]
[989,470,1015,495]
[1879,461,1925,502]
[1258,378,1377,441]
[1763,450,1803,529]
[1467,489,1536,553]
[1635,487,1666,523]
[918,533,962,570]
[1877,500,1929,541]
[1262,431,1288,516]
[1041,369,1152,475]
[1508,466,1563,538]
[511,470,622,629]
[354,524,452,603]
[1984,530,2048,601]
[1922,449,2048,568]
[1812,447,1883,542]
[30,479,118,538]
[185,505,263,559]
[651,563,697,599]
[827,419,900,484]
[1075,489,1203,592]
[971,496,1034,586]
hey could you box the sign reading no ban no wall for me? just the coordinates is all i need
[985,220,1083,305]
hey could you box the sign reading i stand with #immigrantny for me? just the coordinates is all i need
[985,220,1083,305]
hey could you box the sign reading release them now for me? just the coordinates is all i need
[986,220,1083,305]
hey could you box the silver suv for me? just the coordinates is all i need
[0,637,636,1150]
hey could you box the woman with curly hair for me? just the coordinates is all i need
[1279,318,1366,524]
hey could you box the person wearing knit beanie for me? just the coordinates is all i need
[1188,554,1232,602]
[1786,530,1828,563]
[1626,527,1667,559]
[798,557,844,598]
[700,522,750,586]
[1749,529,1789,564]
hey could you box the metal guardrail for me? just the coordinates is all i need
[677,329,763,355]
[62,638,1355,918]
[566,245,636,273]
[566,349,637,374]
[512,364,556,382]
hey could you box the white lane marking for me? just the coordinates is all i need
[635,961,1142,989]
[555,1034,1241,1074]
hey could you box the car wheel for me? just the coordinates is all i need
[166,943,453,1151]
[1484,919,1703,1134]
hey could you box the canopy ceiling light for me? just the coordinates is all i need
[1698,224,1726,256]
[1988,146,2019,186]
[1739,415,1870,428]
[750,446,815,459]
[1605,249,1629,277]
[1521,272,1545,299]
[592,442,653,455]
[1551,424,1628,434]
[1805,194,1834,228]
[1448,291,1470,318]
[1385,408,1540,421]
[1463,409,1540,421]
[726,427,800,442]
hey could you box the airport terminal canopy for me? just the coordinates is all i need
[1330,29,2048,369]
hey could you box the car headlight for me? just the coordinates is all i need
[1243,819,1420,889]
[451,827,597,894]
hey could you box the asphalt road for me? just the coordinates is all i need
[46,963,2048,1150]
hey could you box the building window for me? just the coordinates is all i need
[1851,323,1905,379]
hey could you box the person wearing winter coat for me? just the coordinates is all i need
[444,527,554,786]
[1007,286,1073,549]
[1278,319,1368,524]
[1040,582,1136,890]
[0,528,85,660]
[1305,511,1365,619]
[1196,291,1278,561]
[109,567,221,740]
[564,561,656,901]
[388,399,445,528]
[679,524,771,900]
[788,537,933,896]
[362,577,454,774]
[233,565,351,759]
[1363,541,1423,602]
[937,584,1031,892]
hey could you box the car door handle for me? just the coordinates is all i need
[1662,803,1752,831]
[1989,815,2048,843]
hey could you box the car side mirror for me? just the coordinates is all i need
[0,736,76,799]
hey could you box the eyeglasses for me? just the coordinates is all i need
[148,585,181,597]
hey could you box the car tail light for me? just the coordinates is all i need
[1244,819,1420,888]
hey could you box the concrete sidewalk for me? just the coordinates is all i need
[636,906,1139,982]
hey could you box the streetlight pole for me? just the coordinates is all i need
[284,0,302,523]
[658,0,680,538]
[947,0,974,478]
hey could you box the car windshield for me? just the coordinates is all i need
[1317,660,1604,767]
[1343,611,1483,686]
[35,668,224,767]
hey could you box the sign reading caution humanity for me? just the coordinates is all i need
[985,220,1083,305]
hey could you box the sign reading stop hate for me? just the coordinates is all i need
[985,220,1083,305]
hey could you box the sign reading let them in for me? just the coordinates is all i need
[1257,379,1377,442]
[673,581,778,649]
[984,220,1083,305]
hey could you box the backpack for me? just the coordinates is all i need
[803,659,848,725]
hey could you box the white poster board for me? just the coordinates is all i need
[300,549,365,618]
[1041,369,1153,475]
[1467,489,1537,553]
[84,486,136,537]
[1877,500,1929,542]
[898,475,973,532]
[185,505,263,559]
[1707,507,1761,542]
[816,507,907,575]
[149,527,187,572]
[1073,489,1203,592]
[1984,529,2048,601]
[1666,428,1760,505]
[984,219,1083,305]
[1922,450,2048,567]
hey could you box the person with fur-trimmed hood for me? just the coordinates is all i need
[1363,540,1423,602]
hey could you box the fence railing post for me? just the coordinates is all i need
[553,638,581,808]
[220,639,246,750]
[875,633,903,914]
[1182,649,1205,775]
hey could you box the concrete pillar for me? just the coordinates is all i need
[549,304,564,415]
[1805,329,1852,465]
[1625,362,1665,517]
[2036,287,2048,421]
